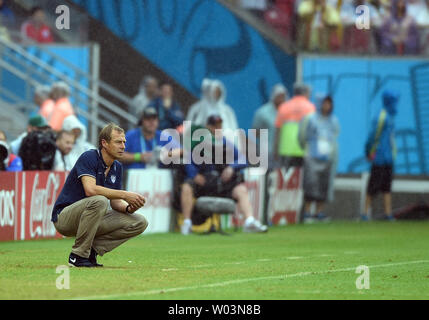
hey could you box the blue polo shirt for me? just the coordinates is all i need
[51,149,123,222]
[124,128,180,170]
[185,137,248,179]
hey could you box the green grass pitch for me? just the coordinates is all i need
[1,221,429,300]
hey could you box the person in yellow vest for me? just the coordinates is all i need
[49,82,75,131]
[274,83,316,169]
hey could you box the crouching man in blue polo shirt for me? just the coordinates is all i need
[52,123,148,267]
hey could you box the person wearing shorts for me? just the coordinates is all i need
[179,115,267,235]
[362,90,399,221]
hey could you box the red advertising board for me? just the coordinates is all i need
[267,167,303,225]
[0,171,67,241]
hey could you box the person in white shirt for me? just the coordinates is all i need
[61,115,96,168]
[53,130,75,171]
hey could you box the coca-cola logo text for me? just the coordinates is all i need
[30,173,60,238]
[0,190,15,227]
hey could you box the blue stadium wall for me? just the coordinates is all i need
[71,0,297,131]
[301,56,429,175]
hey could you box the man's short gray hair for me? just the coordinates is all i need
[51,81,71,95]
[140,75,158,89]
[293,83,311,96]
[34,85,51,98]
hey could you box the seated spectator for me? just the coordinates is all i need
[0,21,10,42]
[376,0,394,20]
[297,0,342,52]
[407,0,429,54]
[121,107,182,170]
[0,130,23,172]
[53,130,75,171]
[21,6,54,44]
[264,0,295,39]
[0,0,14,41]
[49,82,75,131]
[407,0,429,26]
[129,75,159,116]
[180,114,268,235]
[148,83,184,131]
[340,0,382,53]
[0,0,15,28]
[380,0,420,55]
[61,115,96,168]
[10,114,51,155]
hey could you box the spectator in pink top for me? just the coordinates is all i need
[35,85,55,121]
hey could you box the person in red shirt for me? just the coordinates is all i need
[21,6,54,44]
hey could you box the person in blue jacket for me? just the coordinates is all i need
[121,107,182,170]
[362,90,400,221]
[179,115,268,235]
[147,83,184,131]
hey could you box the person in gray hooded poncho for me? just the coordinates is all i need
[187,79,242,152]
[252,84,288,168]
[186,78,213,126]
[62,115,96,168]
[299,95,340,222]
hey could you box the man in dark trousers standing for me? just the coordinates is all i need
[52,123,148,267]
[362,90,400,221]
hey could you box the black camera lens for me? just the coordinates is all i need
[0,144,9,163]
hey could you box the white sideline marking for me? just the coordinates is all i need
[191,264,213,268]
[71,259,429,300]
[294,289,429,298]
[287,256,304,260]
[161,268,178,272]
[344,251,359,255]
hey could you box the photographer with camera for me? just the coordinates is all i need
[17,115,57,171]
[180,115,268,235]
[10,115,51,155]
[0,130,23,172]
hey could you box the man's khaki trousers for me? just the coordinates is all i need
[54,195,148,258]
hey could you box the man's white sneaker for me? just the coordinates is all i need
[181,222,192,235]
[243,220,268,233]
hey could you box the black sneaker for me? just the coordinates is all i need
[68,252,96,268]
[89,248,103,267]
